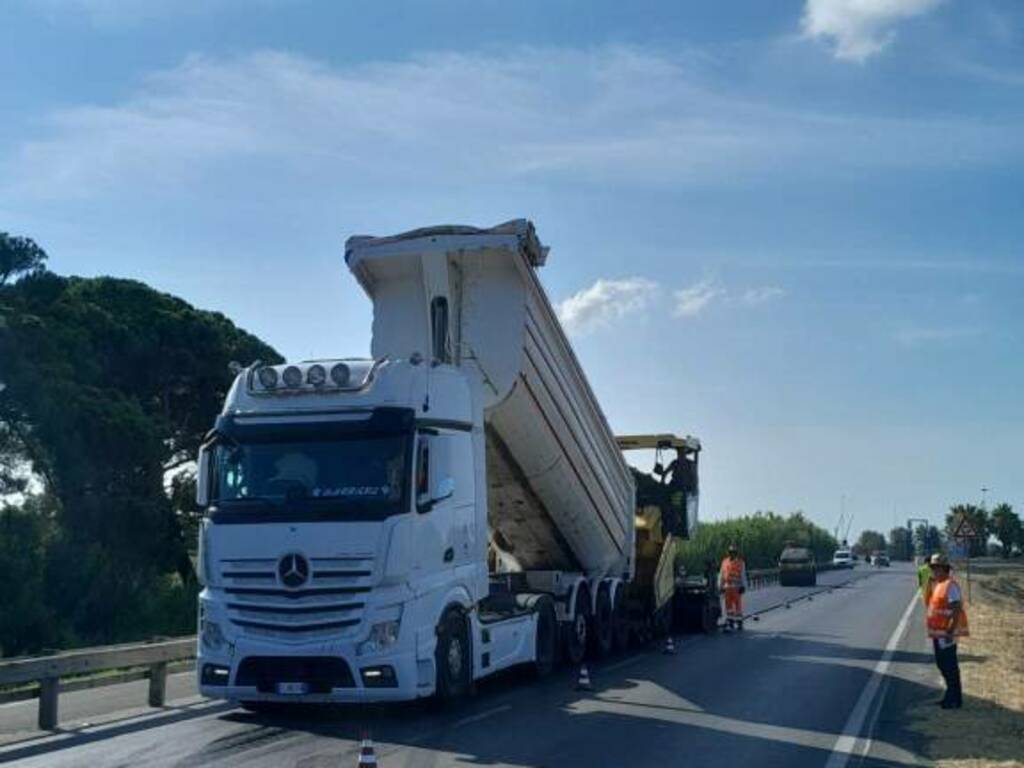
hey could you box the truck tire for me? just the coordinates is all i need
[590,583,615,659]
[530,595,558,678]
[435,608,471,704]
[612,587,630,651]
[563,585,591,666]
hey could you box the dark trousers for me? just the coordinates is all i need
[932,639,962,705]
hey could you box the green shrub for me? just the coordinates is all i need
[676,511,838,573]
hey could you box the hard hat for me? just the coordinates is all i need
[929,553,950,567]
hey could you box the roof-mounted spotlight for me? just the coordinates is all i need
[257,366,279,389]
[330,362,351,387]
[307,364,327,388]
[282,366,303,388]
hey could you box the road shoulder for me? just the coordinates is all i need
[870,560,1024,768]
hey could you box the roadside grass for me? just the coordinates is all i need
[906,560,1024,768]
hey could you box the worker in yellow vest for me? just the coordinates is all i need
[719,545,748,631]
[927,553,968,709]
[917,559,933,603]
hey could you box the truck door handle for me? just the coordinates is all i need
[444,547,454,563]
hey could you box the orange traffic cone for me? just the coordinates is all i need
[576,664,593,691]
[358,734,377,767]
[663,635,676,654]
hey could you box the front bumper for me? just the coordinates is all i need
[198,637,433,704]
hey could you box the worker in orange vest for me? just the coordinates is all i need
[927,553,968,709]
[719,544,748,631]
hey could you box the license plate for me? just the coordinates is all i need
[275,681,310,695]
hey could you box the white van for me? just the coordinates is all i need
[832,549,853,568]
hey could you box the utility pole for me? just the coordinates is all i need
[835,494,847,545]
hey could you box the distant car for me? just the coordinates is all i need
[872,551,890,567]
[832,549,853,568]
[779,546,817,586]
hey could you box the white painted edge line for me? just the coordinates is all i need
[452,704,512,729]
[823,591,919,768]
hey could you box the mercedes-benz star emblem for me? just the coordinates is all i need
[278,553,309,588]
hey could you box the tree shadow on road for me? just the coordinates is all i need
[0,699,235,763]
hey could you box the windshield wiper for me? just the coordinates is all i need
[215,496,279,508]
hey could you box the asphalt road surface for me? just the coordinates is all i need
[1,564,934,767]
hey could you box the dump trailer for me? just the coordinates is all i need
[194,220,696,706]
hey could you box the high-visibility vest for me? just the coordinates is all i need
[927,578,969,638]
[720,557,744,589]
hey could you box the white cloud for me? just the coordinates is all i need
[739,286,786,305]
[556,277,658,336]
[673,279,722,318]
[4,45,1021,203]
[558,276,785,332]
[802,0,944,62]
[894,327,980,346]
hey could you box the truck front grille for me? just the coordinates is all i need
[219,557,374,640]
[235,656,355,692]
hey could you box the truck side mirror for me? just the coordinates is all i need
[653,462,665,476]
[196,443,212,507]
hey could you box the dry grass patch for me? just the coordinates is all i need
[906,561,1024,768]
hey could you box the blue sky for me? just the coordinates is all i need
[2,0,1022,541]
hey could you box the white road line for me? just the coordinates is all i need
[823,590,920,768]
[452,704,512,729]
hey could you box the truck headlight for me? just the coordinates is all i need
[198,520,219,587]
[202,617,226,651]
[357,619,402,656]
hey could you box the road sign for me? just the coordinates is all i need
[948,540,968,559]
[950,513,981,540]
[949,513,980,602]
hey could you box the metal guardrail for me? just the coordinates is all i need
[0,637,195,730]
[746,561,843,591]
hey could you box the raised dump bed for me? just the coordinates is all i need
[346,220,635,580]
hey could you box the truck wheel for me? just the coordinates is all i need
[435,609,471,703]
[612,587,630,651]
[531,596,558,678]
[563,585,590,666]
[590,584,615,658]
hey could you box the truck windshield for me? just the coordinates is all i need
[211,434,409,518]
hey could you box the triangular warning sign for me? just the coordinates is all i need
[951,513,980,539]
